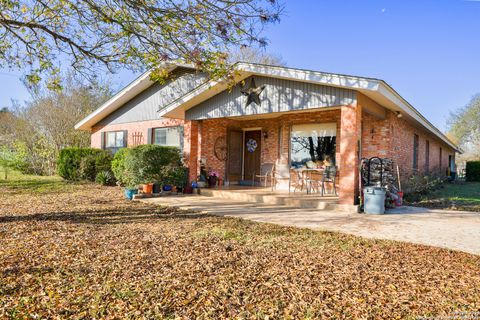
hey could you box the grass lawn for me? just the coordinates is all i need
[408,182,480,212]
[1,173,479,319]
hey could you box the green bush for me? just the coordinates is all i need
[166,166,189,188]
[79,155,97,181]
[466,161,480,182]
[0,146,28,175]
[122,145,182,188]
[57,147,113,181]
[404,173,444,202]
[95,170,116,186]
[111,148,131,186]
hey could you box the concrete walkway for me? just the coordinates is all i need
[142,195,480,255]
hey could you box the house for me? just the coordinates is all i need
[75,62,459,205]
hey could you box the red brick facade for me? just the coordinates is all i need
[91,101,455,205]
[361,107,456,182]
[91,119,185,148]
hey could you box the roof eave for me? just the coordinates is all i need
[376,81,460,152]
[74,62,196,131]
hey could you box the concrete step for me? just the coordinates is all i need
[199,188,358,212]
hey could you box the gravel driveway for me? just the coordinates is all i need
[144,195,480,255]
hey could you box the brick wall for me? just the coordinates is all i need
[89,102,456,202]
[360,107,456,186]
[198,109,342,181]
[91,118,185,148]
[389,112,455,179]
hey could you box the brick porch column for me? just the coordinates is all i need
[339,104,362,205]
[183,120,200,183]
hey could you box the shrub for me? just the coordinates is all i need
[95,170,116,186]
[122,145,182,188]
[0,146,28,175]
[79,155,97,181]
[466,161,480,182]
[111,148,131,186]
[166,166,189,188]
[57,147,113,181]
[405,173,444,202]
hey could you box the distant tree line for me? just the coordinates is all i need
[0,76,112,175]
[448,94,480,162]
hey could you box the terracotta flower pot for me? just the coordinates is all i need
[142,183,154,194]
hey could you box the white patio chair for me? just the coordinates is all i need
[255,163,274,187]
[272,163,291,192]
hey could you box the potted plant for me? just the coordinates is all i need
[171,167,188,193]
[141,182,154,194]
[207,170,219,188]
[123,182,138,200]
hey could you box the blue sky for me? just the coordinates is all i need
[1,0,479,131]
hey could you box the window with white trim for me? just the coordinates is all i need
[153,126,183,150]
[104,131,126,154]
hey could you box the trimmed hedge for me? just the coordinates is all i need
[116,145,183,188]
[57,147,113,181]
[466,161,480,182]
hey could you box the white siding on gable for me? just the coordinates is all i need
[97,68,207,126]
[185,76,356,120]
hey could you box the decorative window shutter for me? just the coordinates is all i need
[147,128,153,144]
[123,130,128,147]
[100,132,105,149]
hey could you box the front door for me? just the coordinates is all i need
[227,129,243,183]
[243,130,262,184]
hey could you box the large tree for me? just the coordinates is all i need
[0,0,282,88]
[448,94,480,160]
[228,46,286,66]
[1,76,113,174]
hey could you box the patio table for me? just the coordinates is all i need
[294,168,338,194]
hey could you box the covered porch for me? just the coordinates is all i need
[184,106,362,205]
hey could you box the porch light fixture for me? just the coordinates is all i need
[263,131,269,139]
[396,111,403,118]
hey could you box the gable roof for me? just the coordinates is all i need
[74,62,195,131]
[158,62,459,151]
[76,62,459,152]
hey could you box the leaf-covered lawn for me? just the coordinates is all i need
[1,177,479,319]
[409,182,480,212]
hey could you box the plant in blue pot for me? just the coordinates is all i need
[124,186,138,200]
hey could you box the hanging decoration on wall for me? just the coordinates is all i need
[241,78,266,107]
[246,138,258,153]
[214,136,228,161]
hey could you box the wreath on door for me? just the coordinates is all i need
[214,136,228,161]
[246,138,257,153]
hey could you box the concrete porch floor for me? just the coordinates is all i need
[141,193,480,255]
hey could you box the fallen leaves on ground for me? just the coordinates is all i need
[1,182,479,319]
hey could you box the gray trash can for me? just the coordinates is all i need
[364,187,386,214]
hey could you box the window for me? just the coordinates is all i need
[153,126,183,150]
[290,123,336,168]
[425,140,430,173]
[413,134,419,171]
[104,131,126,154]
